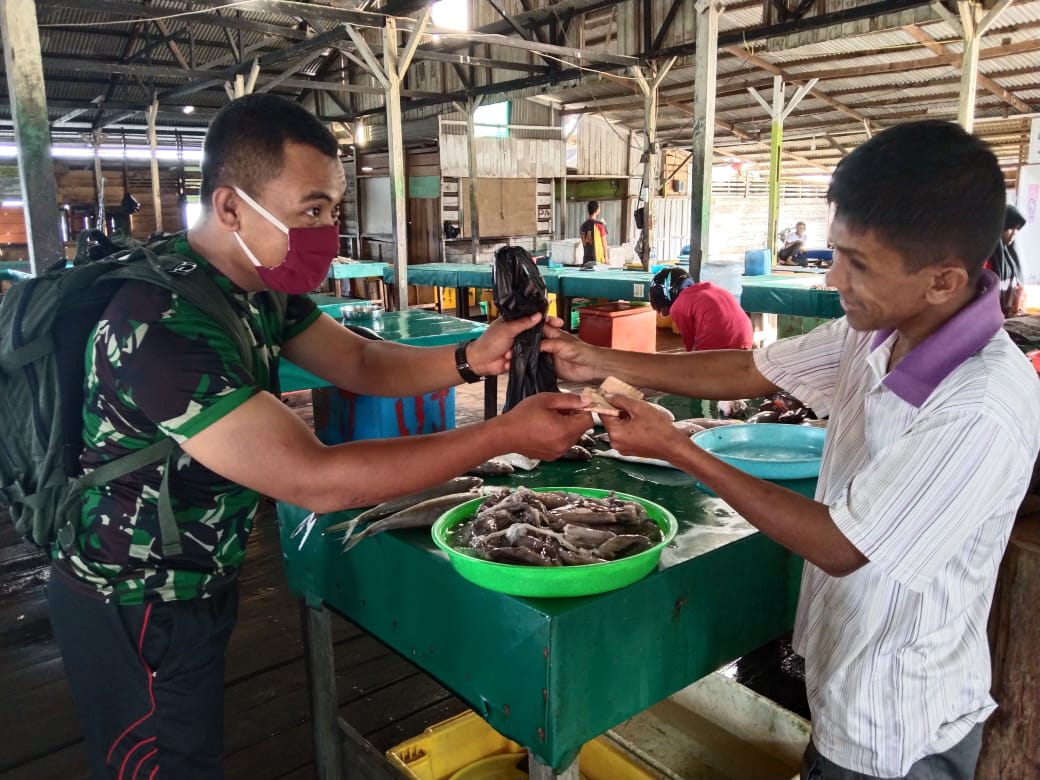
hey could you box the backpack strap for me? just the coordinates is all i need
[79,243,261,558]
[58,438,178,554]
[107,245,256,374]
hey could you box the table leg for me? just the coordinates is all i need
[558,295,574,332]
[456,286,469,319]
[483,375,498,419]
[528,752,580,780]
[300,602,344,780]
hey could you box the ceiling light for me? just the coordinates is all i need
[182,105,195,114]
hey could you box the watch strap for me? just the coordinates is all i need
[454,339,482,383]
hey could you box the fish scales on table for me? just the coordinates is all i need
[446,487,663,567]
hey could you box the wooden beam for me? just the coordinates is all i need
[901,21,1029,115]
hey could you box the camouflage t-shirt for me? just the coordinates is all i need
[53,236,321,605]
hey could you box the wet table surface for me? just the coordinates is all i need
[279,308,487,393]
[277,401,808,771]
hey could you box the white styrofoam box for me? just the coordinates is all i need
[550,239,583,266]
[608,245,634,268]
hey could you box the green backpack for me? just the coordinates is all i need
[0,230,271,555]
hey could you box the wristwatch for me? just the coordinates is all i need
[454,339,482,383]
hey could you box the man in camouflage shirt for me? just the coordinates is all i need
[47,94,592,779]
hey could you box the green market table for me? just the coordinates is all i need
[739,274,843,319]
[383,265,843,328]
[327,260,390,304]
[279,308,499,426]
[277,454,805,778]
[382,263,566,319]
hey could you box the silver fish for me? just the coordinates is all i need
[467,458,515,477]
[340,491,481,552]
[323,476,483,536]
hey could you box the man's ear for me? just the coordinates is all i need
[924,263,971,304]
[210,187,242,233]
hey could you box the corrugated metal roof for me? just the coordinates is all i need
[0,0,1036,184]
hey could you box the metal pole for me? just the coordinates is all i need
[1,0,64,272]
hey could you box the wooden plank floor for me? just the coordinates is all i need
[0,502,471,779]
[0,325,808,779]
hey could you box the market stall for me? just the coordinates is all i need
[277,410,810,777]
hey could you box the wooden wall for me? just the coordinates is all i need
[351,147,442,265]
[0,163,192,260]
[439,134,564,179]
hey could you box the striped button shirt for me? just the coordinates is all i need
[754,271,1040,776]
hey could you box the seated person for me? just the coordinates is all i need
[778,222,809,266]
[649,266,753,351]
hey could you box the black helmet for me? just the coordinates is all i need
[649,266,690,311]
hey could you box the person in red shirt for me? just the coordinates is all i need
[649,266,753,351]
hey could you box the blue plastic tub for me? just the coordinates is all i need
[692,423,825,480]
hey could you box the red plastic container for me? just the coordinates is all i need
[578,302,657,352]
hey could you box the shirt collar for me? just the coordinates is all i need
[870,269,1003,407]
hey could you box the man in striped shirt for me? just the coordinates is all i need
[543,120,1040,779]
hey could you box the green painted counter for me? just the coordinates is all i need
[279,308,487,393]
[740,274,843,319]
[328,260,389,280]
[277,456,804,774]
[327,260,389,302]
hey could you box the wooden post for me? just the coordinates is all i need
[345,11,429,308]
[92,129,106,234]
[466,97,484,265]
[954,0,1013,132]
[300,603,344,780]
[147,100,163,233]
[748,75,817,256]
[688,0,720,283]
[1,0,64,272]
[631,58,676,271]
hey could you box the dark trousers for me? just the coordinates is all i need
[779,241,807,264]
[801,724,984,780]
[47,567,238,780]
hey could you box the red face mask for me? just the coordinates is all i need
[233,186,339,294]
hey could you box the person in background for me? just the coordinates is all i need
[778,221,809,266]
[579,200,608,270]
[987,204,1026,317]
[45,93,593,780]
[649,266,753,351]
[542,120,1040,780]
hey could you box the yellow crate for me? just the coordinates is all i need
[477,292,555,321]
[438,287,478,310]
[387,710,657,780]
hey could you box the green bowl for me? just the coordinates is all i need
[431,487,678,598]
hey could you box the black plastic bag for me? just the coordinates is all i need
[491,246,558,411]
